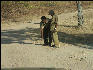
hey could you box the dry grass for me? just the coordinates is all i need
[1,1,93,21]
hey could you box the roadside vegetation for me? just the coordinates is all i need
[1,1,93,21]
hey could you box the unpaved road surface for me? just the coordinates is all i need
[1,9,93,70]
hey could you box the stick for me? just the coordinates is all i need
[41,28,43,40]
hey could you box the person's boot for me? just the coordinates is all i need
[53,44,60,48]
[51,45,55,47]
[49,43,52,47]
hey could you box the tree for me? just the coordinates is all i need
[76,1,84,26]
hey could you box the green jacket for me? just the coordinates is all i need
[50,14,58,31]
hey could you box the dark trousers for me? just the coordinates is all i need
[43,31,49,45]
[48,31,52,46]
[43,30,52,46]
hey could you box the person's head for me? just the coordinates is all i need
[48,10,55,16]
[41,16,46,23]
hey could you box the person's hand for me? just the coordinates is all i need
[54,28,56,30]
[54,28,58,32]
[42,26,44,29]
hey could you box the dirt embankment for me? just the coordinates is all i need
[1,1,93,21]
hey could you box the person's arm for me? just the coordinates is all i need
[55,15,58,29]
[40,22,43,38]
[55,24,58,29]
[51,15,58,24]
[40,23,44,39]
[51,15,56,24]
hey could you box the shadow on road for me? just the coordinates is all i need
[1,26,93,49]
[1,27,41,44]
[58,31,93,49]
[34,23,40,24]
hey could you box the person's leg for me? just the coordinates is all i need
[53,32,60,48]
[49,31,53,46]
[43,32,48,45]
[45,32,49,45]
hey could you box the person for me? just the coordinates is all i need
[48,10,60,48]
[40,16,45,39]
[40,16,51,46]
